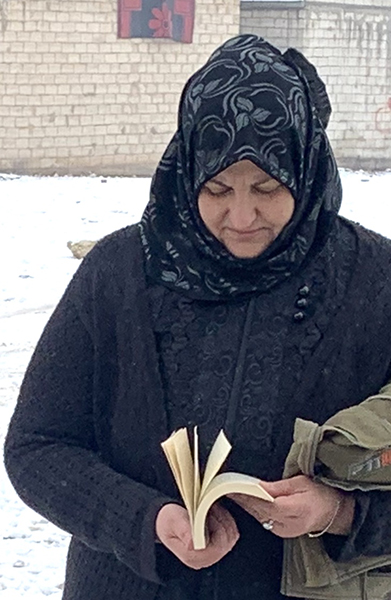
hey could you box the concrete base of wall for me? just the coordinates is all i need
[338,157,391,172]
[0,161,157,177]
[2,156,389,177]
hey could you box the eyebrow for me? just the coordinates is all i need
[206,178,230,188]
[253,178,277,186]
[207,176,275,187]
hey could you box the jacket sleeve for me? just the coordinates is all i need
[323,383,391,562]
[3,245,173,585]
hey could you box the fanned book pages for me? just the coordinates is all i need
[161,427,274,549]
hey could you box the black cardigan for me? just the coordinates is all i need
[5,221,391,600]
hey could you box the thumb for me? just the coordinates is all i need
[156,504,193,548]
[258,476,307,498]
[176,512,193,538]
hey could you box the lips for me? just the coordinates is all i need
[226,228,266,238]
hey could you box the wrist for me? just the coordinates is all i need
[308,496,341,538]
[308,492,355,538]
[327,493,355,536]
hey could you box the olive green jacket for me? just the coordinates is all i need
[281,384,391,600]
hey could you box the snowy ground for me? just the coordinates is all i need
[1,169,391,598]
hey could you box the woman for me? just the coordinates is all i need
[5,35,391,600]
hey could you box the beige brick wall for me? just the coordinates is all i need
[240,6,304,49]
[2,0,390,174]
[241,0,391,170]
[0,0,240,175]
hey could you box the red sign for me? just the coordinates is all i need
[118,0,195,43]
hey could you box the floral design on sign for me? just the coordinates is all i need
[149,2,172,38]
[118,0,194,43]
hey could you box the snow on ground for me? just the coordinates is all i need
[1,169,391,598]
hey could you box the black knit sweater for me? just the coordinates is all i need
[5,220,391,600]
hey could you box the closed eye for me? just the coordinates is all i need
[253,181,282,195]
[201,179,283,197]
[202,183,232,197]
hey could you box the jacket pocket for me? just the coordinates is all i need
[364,568,391,600]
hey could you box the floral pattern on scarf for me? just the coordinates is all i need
[140,34,342,300]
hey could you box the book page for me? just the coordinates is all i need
[193,427,201,511]
[193,472,274,549]
[161,428,195,519]
[200,429,232,499]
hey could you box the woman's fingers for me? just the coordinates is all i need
[229,476,354,538]
[207,503,240,550]
[157,475,354,557]
[155,502,239,569]
[229,492,305,537]
[229,493,273,523]
[156,503,194,549]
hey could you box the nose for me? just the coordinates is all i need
[228,194,258,231]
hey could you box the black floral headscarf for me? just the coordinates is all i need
[139,34,342,300]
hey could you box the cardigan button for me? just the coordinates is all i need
[296,298,308,308]
[293,311,305,322]
[298,285,310,296]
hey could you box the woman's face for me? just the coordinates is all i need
[198,160,295,258]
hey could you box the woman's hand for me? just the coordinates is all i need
[155,502,239,569]
[229,475,355,538]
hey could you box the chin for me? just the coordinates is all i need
[221,232,274,259]
[226,244,268,259]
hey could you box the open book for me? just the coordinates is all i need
[161,427,274,549]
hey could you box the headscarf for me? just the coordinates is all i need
[139,34,342,300]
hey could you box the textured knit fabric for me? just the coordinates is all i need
[5,222,391,600]
[139,34,342,299]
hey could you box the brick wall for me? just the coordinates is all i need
[2,1,390,174]
[0,0,240,175]
[241,0,391,170]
